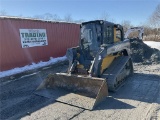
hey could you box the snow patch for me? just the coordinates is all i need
[0,56,67,78]
[144,41,160,50]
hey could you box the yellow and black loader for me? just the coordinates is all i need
[36,20,133,110]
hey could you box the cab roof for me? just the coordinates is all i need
[82,20,114,25]
[81,20,122,28]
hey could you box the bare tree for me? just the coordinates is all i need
[33,15,44,20]
[148,4,160,41]
[43,13,53,20]
[52,14,61,21]
[94,12,116,23]
[99,12,109,21]
[33,13,61,21]
[64,14,73,22]
[0,10,7,16]
[18,14,23,17]
[95,12,110,21]
[151,4,160,23]
[121,20,132,33]
[143,25,151,37]
[74,19,85,24]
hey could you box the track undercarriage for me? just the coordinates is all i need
[102,56,133,91]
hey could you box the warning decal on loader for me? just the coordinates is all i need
[19,29,48,48]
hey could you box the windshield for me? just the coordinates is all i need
[81,23,101,51]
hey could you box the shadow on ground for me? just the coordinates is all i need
[93,73,160,111]
[111,73,160,103]
[0,69,160,119]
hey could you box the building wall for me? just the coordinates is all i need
[0,17,80,71]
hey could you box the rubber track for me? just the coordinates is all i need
[102,56,130,91]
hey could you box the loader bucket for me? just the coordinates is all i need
[35,73,108,110]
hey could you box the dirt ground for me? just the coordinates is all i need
[0,62,160,120]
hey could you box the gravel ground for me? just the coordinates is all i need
[0,62,68,120]
[0,62,160,120]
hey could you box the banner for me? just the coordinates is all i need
[19,29,48,48]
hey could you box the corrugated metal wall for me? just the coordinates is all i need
[0,17,80,71]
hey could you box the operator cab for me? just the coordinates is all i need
[80,21,102,58]
[80,20,124,55]
[78,20,124,70]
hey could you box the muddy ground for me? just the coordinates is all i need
[0,61,160,120]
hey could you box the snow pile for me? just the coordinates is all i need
[144,41,160,50]
[0,56,67,78]
[130,39,160,64]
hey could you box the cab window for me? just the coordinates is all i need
[116,29,121,40]
[103,26,113,44]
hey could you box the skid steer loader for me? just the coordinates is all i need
[36,20,133,110]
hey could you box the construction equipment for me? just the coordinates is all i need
[36,20,133,110]
[125,27,144,39]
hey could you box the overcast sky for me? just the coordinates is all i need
[0,0,159,25]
